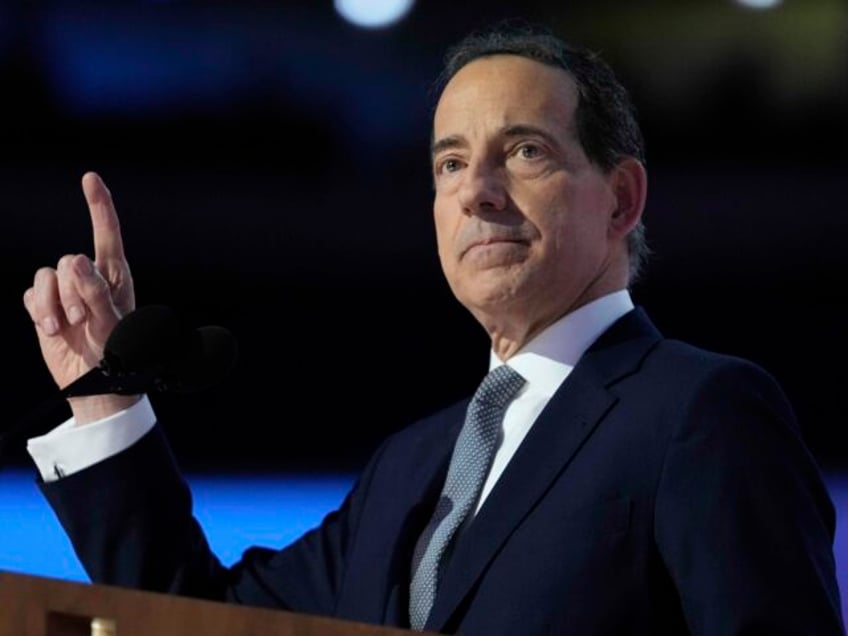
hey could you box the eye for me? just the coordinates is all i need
[436,157,464,175]
[516,143,543,160]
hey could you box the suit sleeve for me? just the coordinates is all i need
[37,423,386,617]
[654,359,845,634]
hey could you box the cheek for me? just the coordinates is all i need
[433,187,464,233]
[533,198,574,256]
[433,203,458,271]
[544,184,610,247]
[533,208,594,283]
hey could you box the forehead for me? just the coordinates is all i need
[433,54,579,140]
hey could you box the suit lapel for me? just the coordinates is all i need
[425,307,662,632]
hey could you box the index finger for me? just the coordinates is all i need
[82,171,126,266]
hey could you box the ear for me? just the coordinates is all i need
[608,157,647,238]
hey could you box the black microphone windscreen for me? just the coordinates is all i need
[102,305,237,393]
[161,325,238,393]
[103,305,188,374]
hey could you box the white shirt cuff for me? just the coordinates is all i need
[26,395,157,482]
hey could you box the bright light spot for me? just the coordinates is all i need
[734,0,782,9]
[334,0,414,29]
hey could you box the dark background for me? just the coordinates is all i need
[1,0,846,474]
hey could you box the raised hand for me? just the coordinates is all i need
[22,172,138,422]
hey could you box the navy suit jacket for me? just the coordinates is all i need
[41,307,845,634]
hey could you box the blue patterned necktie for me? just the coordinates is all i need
[408,364,526,630]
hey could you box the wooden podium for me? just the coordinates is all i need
[0,570,423,636]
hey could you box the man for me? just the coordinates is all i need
[22,23,844,634]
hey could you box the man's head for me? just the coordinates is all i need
[430,24,649,356]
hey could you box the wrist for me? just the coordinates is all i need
[68,394,143,425]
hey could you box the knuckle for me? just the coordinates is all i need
[33,266,56,286]
[78,268,111,302]
[57,254,77,270]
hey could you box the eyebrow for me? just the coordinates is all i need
[430,134,465,159]
[430,124,561,159]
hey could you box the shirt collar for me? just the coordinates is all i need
[489,290,635,398]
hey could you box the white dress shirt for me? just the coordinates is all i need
[472,289,633,513]
[27,290,634,489]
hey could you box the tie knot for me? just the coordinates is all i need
[473,365,526,410]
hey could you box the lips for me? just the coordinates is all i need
[461,236,530,258]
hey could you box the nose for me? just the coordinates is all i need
[456,160,507,215]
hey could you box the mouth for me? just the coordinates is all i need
[461,237,529,258]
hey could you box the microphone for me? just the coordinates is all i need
[1,305,238,461]
[62,304,238,397]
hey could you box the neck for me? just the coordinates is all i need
[482,285,630,362]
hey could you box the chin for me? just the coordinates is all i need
[450,260,535,305]
[462,282,529,317]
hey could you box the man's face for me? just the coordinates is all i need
[432,54,625,338]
